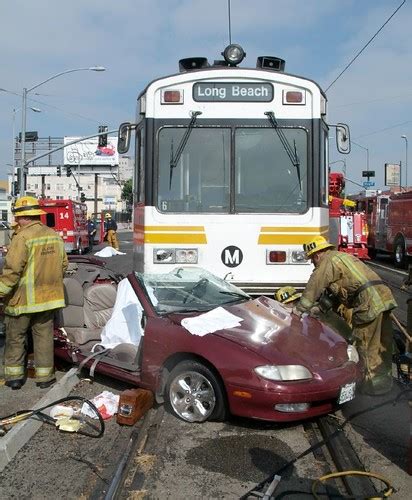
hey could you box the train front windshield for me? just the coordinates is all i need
[158,126,308,214]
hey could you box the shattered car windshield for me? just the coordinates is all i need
[136,267,250,314]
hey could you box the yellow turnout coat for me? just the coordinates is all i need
[0,221,68,315]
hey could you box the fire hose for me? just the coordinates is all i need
[0,396,105,438]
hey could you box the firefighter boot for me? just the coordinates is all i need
[5,379,24,390]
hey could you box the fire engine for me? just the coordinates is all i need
[39,199,89,254]
[353,190,412,268]
[328,172,369,259]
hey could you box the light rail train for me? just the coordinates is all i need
[118,44,350,294]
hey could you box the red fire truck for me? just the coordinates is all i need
[39,199,89,254]
[354,190,412,268]
[328,172,369,259]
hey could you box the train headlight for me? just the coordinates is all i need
[222,44,246,66]
[153,248,175,264]
[291,250,308,263]
[176,249,198,264]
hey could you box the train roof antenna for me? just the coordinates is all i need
[228,0,232,45]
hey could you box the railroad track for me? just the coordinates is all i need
[241,414,379,499]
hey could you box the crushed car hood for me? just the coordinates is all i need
[171,296,349,370]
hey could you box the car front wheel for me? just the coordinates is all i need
[166,360,227,423]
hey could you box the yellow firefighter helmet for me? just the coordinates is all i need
[275,286,302,304]
[105,213,112,219]
[303,235,334,258]
[12,196,46,217]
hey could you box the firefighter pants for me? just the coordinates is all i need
[353,311,393,394]
[107,229,119,250]
[4,310,55,383]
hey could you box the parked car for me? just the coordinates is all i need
[54,259,362,423]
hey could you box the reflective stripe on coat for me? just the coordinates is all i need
[0,221,68,315]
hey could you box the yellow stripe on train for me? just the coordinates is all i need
[258,226,329,245]
[145,233,207,244]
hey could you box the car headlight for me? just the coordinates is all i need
[347,345,360,363]
[254,365,313,381]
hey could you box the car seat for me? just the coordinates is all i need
[58,278,117,350]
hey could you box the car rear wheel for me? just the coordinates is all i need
[166,360,227,423]
[394,237,407,268]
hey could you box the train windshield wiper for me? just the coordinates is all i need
[264,110,302,192]
[169,111,202,189]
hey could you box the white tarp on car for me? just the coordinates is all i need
[97,278,143,348]
[181,306,243,336]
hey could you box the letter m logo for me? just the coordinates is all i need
[221,245,243,268]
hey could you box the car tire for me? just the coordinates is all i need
[368,247,377,259]
[165,360,227,423]
[393,237,407,268]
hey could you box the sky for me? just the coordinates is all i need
[0,0,411,194]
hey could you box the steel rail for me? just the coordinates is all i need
[243,415,377,499]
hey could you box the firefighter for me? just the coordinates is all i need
[0,196,68,390]
[104,213,119,251]
[87,216,97,252]
[294,235,397,396]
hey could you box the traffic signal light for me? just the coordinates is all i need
[66,166,72,177]
[57,165,61,177]
[98,125,108,147]
[13,180,19,197]
[80,192,86,203]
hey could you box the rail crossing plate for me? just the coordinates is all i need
[338,382,356,404]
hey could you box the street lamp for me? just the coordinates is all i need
[352,141,369,172]
[12,106,41,198]
[401,135,408,189]
[19,66,106,195]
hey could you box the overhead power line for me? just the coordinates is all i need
[326,0,406,91]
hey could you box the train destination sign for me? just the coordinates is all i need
[193,82,273,102]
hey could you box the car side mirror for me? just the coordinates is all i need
[336,123,351,154]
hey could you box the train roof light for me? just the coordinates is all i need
[256,56,285,72]
[222,44,246,66]
[179,57,209,72]
[161,90,184,104]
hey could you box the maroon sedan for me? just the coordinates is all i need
[54,261,362,423]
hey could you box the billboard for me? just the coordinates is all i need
[64,136,119,166]
[384,163,400,186]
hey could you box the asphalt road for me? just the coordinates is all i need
[0,235,410,499]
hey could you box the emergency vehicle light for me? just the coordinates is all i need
[161,90,184,104]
